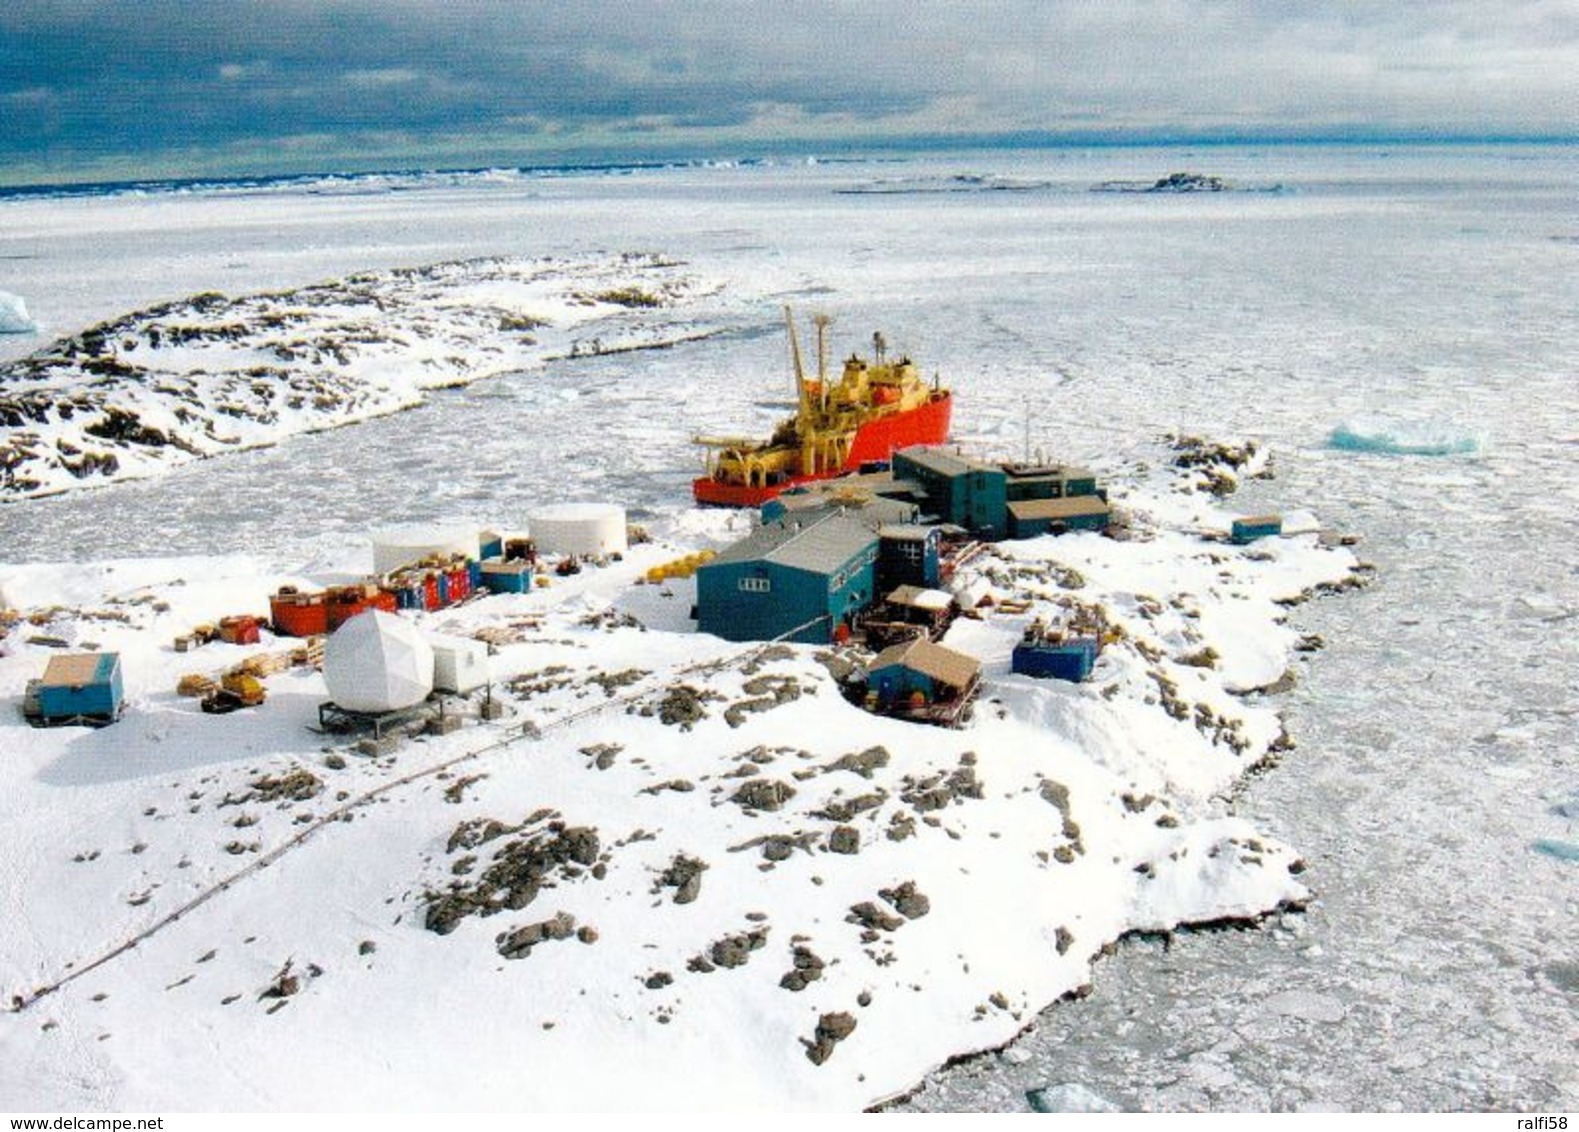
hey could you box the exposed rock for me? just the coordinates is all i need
[779,945,827,992]
[824,745,891,779]
[827,826,861,855]
[496,912,577,959]
[814,791,887,822]
[657,854,709,905]
[426,820,601,934]
[804,1011,857,1065]
[703,927,770,970]
[879,880,931,920]
[847,901,905,933]
[730,778,796,812]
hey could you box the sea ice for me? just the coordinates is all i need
[1327,415,1481,457]
[0,290,36,334]
[1026,1083,1123,1112]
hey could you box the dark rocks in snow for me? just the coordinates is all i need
[879,881,931,920]
[827,826,861,855]
[259,959,303,1001]
[1147,171,1230,193]
[730,778,796,813]
[647,683,719,729]
[899,760,983,812]
[813,790,887,823]
[657,853,709,904]
[804,1011,857,1065]
[824,745,890,779]
[710,927,769,969]
[779,945,827,991]
[496,912,577,959]
[847,901,905,934]
[580,743,622,770]
[426,820,601,934]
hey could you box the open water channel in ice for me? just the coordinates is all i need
[2,145,1577,1110]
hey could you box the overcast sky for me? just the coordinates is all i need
[3,1,1576,183]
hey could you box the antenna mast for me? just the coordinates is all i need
[813,313,831,384]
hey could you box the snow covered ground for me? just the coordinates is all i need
[0,450,1355,1110]
[2,144,1576,1110]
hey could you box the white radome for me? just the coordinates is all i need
[323,610,434,712]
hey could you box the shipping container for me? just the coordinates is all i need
[1012,637,1100,682]
[479,558,532,593]
[35,652,125,724]
[1231,515,1283,544]
[270,588,329,637]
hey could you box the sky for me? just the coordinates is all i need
[2,1,1577,185]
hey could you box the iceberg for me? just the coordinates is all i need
[0,289,37,333]
[1027,1084,1124,1112]
[1327,415,1482,457]
[1532,839,1579,862]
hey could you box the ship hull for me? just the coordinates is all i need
[693,392,952,507]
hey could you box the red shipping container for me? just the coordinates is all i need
[219,615,262,645]
[270,590,328,638]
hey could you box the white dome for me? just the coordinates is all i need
[324,610,434,713]
[529,502,627,557]
[371,522,478,575]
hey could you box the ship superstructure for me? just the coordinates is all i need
[692,310,952,507]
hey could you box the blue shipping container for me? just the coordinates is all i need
[37,653,125,722]
[480,558,532,594]
[1231,515,1283,544]
[1012,639,1098,682]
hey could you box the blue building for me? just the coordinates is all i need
[876,524,942,590]
[892,447,1008,538]
[1006,495,1112,538]
[695,511,879,643]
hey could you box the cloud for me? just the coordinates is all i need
[342,68,422,90]
[2,1,1575,181]
[217,61,272,82]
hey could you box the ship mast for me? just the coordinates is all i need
[813,313,832,412]
[784,306,811,422]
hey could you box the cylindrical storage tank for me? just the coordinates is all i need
[528,503,628,557]
[371,522,479,576]
[323,610,434,713]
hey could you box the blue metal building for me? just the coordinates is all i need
[1006,495,1112,538]
[877,524,942,590]
[695,511,880,643]
[891,447,1009,538]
